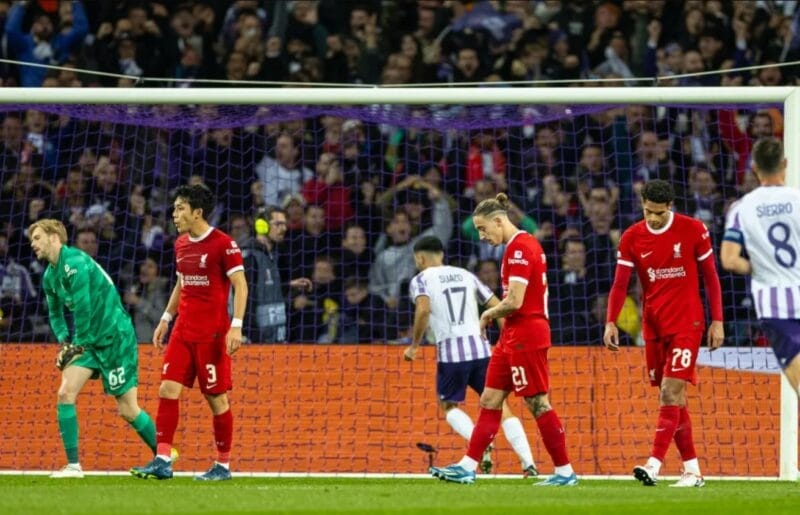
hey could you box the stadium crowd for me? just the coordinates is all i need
[0,0,795,344]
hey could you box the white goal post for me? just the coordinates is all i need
[1,85,796,480]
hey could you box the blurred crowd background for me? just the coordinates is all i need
[0,0,794,345]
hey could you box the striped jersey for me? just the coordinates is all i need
[409,265,494,363]
[724,185,800,319]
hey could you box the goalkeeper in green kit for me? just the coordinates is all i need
[30,219,160,478]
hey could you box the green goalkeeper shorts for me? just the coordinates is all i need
[70,326,139,396]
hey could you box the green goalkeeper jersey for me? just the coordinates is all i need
[42,245,132,348]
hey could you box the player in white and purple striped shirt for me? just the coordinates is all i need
[403,236,538,478]
[722,137,800,393]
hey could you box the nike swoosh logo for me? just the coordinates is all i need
[641,252,653,258]
[176,257,186,262]
[671,367,688,372]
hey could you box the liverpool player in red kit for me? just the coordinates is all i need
[430,193,577,485]
[132,184,248,481]
[604,179,723,488]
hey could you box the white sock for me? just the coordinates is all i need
[156,454,172,462]
[456,456,478,472]
[554,464,574,476]
[501,417,535,470]
[646,457,663,475]
[445,408,475,441]
[683,458,701,475]
[216,461,230,470]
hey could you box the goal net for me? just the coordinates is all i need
[0,86,796,478]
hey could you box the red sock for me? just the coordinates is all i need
[155,398,179,457]
[213,409,233,464]
[466,408,502,461]
[536,409,571,467]
[650,405,680,462]
[673,406,697,461]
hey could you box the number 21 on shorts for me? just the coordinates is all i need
[511,366,529,389]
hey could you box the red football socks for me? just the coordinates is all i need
[466,408,502,462]
[155,398,179,457]
[673,406,697,461]
[213,409,234,464]
[536,409,571,467]
[651,405,680,462]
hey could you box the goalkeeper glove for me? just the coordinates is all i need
[56,344,84,371]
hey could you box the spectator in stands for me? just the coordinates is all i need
[548,238,597,345]
[23,110,56,178]
[281,192,306,232]
[677,164,726,239]
[0,114,23,173]
[123,256,169,343]
[0,232,38,341]
[163,4,217,84]
[583,197,618,293]
[339,276,385,343]
[53,168,88,218]
[369,175,452,323]
[340,224,372,281]
[302,153,354,231]
[285,204,329,279]
[73,227,99,259]
[5,1,88,87]
[2,151,54,234]
[255,132,314,207]
[289,254,340,343]
[575,144,619,214]
[192,127,257,214]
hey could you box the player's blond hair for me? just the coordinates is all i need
[29,219,68,244]
[472,192,510,219]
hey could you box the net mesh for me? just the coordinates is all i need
[0,100,786,475]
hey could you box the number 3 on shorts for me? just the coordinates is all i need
[205,364,217,384]
[511,366,528,388]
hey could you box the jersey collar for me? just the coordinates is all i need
[189,226,215,242]
[507,230,526,245]
[645,211,674,235]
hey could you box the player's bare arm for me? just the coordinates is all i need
[720,240,752,275]
[484,295,504,330]
[153,280,181,350]
[480,281,525,334]
[226,270,248,356]
[405,295,431,361]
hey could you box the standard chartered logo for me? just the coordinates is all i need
[647,266,686,282]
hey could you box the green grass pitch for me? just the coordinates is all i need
[1,476,798,515]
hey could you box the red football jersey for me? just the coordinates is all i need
[500,231,551,348]
[172,227,244,342]
[616,212,713,339]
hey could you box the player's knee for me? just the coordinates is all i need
[439,401,458,413]
[478,392,503,410]
[56,386,78,404]
[158,381,181,399]
[525,394,551,418]
[658,387,683,406]
[206,393,229,415]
